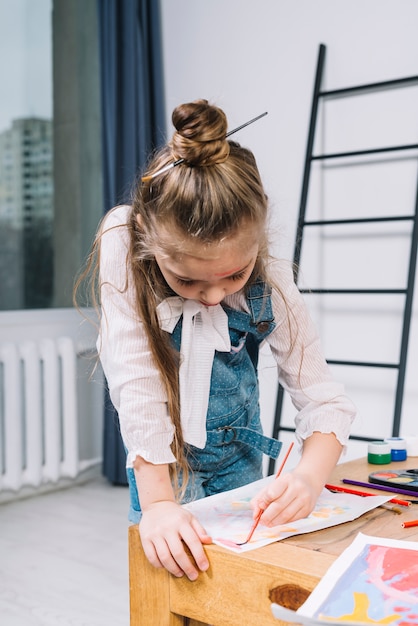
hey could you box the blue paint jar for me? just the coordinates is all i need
[385,437,407,462]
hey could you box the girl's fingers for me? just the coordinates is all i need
[141,538,165,570]
[143,527,209,581]
[253,472,318,526]
[147,534,200,580]
[261,497,306,526]
[139,505,211,580]
[166,523,210,580]
[190,517,212,544]
[181,523,211,573]
[252,479,287,513]
[160,536,201,580]
[260,486,315,526]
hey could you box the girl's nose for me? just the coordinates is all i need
[200,286,225,305]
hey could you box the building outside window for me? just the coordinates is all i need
[0,0,102,312]
[0,117,53,308]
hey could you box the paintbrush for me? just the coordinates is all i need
[142,112,268,181]
[379,503,402,514]
[236,441,294,546]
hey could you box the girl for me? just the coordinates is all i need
[95,99,355,581]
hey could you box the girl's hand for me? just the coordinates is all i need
[252,433,344,526]
[139,500,212,581]
[250,471,322,527]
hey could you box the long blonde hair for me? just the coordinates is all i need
[80,99,275,494]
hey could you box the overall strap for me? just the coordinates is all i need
[246,279,275,333]
[222,279,276,368]
[223,279,276,338]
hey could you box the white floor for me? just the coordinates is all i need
[0,478,130,626]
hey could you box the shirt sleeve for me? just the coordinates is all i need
[97,205,176,467]
[265,259,356,450]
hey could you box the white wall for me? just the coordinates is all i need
[160,0,418,463]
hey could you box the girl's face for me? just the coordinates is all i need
[152,222,260,306]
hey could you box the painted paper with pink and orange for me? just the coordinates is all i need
[272,532,418,625]
[183,475,390,553]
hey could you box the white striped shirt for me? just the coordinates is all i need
[98,205,356,467]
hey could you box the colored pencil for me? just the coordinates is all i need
[342,478,418,499]
[325,483,410,506]
[236,441,294,545]
[402,519,418,528]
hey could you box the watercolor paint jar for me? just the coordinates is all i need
[367,441,391,465]
[385,437,407,462]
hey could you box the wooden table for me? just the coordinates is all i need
[128,457,418,625]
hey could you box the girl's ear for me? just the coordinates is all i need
[136,214,142,227]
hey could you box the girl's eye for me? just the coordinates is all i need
[176,278,195,287]
[175,269,247,287]
[229,270,247,281]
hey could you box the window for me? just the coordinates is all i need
[0,0,102,311]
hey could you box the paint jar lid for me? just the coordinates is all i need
[385,437,406,450]
[368,441,391,455]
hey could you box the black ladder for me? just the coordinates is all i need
[269,44,418,474]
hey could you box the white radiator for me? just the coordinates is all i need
[0,337,78,492]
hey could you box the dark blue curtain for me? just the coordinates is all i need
[98,0,166,484]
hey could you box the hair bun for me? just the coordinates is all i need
[171,99,230,166]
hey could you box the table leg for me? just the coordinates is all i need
[129,525,186,626]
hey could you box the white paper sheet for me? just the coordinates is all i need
[183,476,391,553]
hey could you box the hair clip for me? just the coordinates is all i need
[141,111,268,182]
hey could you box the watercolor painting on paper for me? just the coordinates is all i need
[272,533,418,625]
[183,476,390,553]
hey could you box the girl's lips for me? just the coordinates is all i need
[199,301,218,307]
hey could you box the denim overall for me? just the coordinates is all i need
[127,280,283,523]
